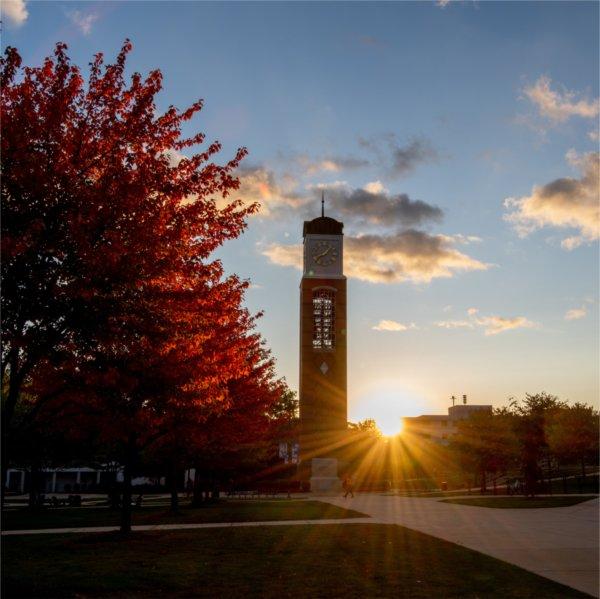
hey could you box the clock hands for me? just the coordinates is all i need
[314,246,332,261]
[314,246,339,266]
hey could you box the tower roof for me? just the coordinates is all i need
[303,216,344,236]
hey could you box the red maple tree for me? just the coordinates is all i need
[1,41,279,531]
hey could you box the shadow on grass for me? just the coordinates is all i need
[1,500,366,531]
[2,524,589,598]
[439,496,598,509]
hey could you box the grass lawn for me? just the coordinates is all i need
[439,496,598,509]
[1,500,365,531]
[2,524,589,598]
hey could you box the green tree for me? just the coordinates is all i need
[546,403,599,479]
[511,393,567,496]
[348,418,382,438]
[451,410,517,494]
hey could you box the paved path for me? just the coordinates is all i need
[317,494,599,597]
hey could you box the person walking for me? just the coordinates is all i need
[342,475,354,499]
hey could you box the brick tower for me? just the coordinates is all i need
[299,199,347,470]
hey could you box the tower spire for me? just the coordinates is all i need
[321,191,325,217]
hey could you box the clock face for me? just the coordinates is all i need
[312,240,339,266]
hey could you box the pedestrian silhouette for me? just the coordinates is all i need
[342,475,354,498]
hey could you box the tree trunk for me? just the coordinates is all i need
[2,354,26,435]
[581,457,586,480]
[191,464,203,507]
[480,469,487,495]
[211,480,220,502]
[120,441,135,534]
[169,465,179,513]
[108,471,120,509]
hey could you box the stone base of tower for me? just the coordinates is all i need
[309,458,342,494]
[298,428,350,493]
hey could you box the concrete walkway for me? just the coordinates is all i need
[317,494,599,597]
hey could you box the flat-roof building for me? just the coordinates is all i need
[403,396,492,444]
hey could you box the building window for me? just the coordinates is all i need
[313,289,335,350]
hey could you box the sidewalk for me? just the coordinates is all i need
[318,494,599,598]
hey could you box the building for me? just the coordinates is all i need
[299,199,347,465]
[5,467,164,494]
[403,396,492,444]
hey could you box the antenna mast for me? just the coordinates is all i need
[321,191,325,217]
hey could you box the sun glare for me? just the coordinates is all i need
[376,416,404,438]
[351,381,432,438]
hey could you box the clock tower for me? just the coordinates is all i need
[299,198,347,467]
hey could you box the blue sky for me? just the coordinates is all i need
[3,1,598,427]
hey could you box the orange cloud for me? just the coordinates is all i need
[474,315,536,336]
[436,309,536,335]
[261,230,490,284]
[236,167,305,216]
[524,76,600,123]
[372,320,417,331]
[565,306,587,321]
[435,320,473,329]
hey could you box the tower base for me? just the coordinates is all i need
[309,458,342,494]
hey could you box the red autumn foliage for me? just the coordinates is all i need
[1,41,281,530]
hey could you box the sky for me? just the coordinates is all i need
[3,0,598,430]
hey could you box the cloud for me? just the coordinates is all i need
[565,306,587,321]
[436,309,536,335]
[503,151,600,249]
[292,154,369,175]
[260,243,302,269]
[372,320,417,332]
[475,315,536,336]
[1,0,28,26]
[345,232,490,283]
[242,167,445,230]
[261,229,490,284]
[524,76,600,124]
[475,315,535,335]
[314,183,443,229]
[363,181,387,194]
[440,234,482,245]
[435,320,473,329]
[359,134,439,178]
[390,138,438,176]
[436,0,452,6]
[589,130,600,142]
[236,166,305,216]
[66,9,99,35]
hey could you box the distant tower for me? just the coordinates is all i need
[299,198,347,465]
